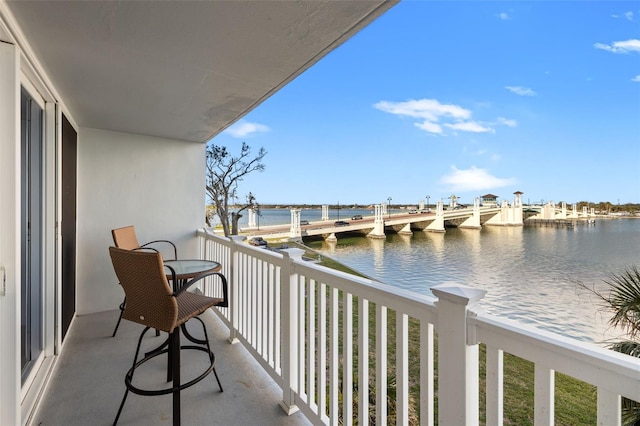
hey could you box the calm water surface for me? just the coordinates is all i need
[237,210,640,343]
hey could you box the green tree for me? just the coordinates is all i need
[205,142,266,236]
[580,266,640,425]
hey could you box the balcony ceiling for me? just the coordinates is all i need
[4,0,396,143]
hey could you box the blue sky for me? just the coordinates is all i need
[211,1,640,206]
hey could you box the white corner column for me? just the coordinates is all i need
[431,283,486,426]
[321,205,329,221]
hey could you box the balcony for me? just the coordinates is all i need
[31,230,639,425]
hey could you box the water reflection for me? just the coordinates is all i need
[310,220,640,343]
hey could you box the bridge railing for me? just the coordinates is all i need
[196,229,638,425]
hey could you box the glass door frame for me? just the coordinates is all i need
[19,72,61,411]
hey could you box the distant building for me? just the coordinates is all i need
[481,193,499,206]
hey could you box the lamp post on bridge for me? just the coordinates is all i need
[426,195,430,210]
[387,197,392,218]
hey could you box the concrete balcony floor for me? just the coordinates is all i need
[30,309,312,426]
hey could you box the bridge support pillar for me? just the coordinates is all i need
[459,197,482,229]
[569,203,578,219]
[322,205,329,221]
[290,209,301,239]
[325,233,337,242]
[425,201,445,233]
[368,204,386,239]
[398,223,413,235]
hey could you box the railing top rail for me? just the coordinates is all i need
[291,254,438,323]
[474,311,640,400]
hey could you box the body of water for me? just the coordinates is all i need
[236,209,640,343]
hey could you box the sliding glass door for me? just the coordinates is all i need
[20,86,44,382]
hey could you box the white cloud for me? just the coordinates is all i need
[439,166,517,192]
[444,121,494,133]
[625,11,634,21]
[594,39,640,54]
[224,120,270,138]
[505,86,537,96]
[374,98,503,135]
[414,121,443,134]
[632,75,640,82]
[496,117,517,127]
[374,99,470,121]
[499,12,510,20]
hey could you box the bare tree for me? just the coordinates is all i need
[205,142,266,236]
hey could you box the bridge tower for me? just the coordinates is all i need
[569,203,578,219]
[558,202,568,219]
[248,208,257,228]
[367,204,386,239]
[485,197,524,226]
[322,205,329,221]
[290,209,301,238]
[459,197,481,229]
[425,201,445,232]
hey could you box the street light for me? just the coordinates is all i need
[426,195,430,210]
[387,197,392,218]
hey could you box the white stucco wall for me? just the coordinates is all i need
[76,128,206,315]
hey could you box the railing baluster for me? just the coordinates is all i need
[534,365,554,426]
[420,321,434,426]
[343,293,353,424]
[486,345,504,426]
[298,274,306,400]
[274,263,281,374]
[396,312,408,425]
[376,304,387,426]
[318,281,327,420]
[307,279,316,410]
[358,298,369,424]
[329,287,339,425]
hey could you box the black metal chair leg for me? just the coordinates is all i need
[194,316,223,392]
[114,326,151,425]
[171,328,181,426]
[112,298,126,337]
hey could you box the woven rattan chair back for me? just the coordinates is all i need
[112,226,141,250]
[109,247,178,333]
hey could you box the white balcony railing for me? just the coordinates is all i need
[196,229,640,425]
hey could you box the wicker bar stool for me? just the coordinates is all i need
[111,225,178,337]
[109,247,228,426]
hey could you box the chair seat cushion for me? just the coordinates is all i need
[176,291,224,328]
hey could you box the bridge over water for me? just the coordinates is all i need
[242,195,596,241]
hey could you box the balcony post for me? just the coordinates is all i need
[227,235,245,344]
[279,248,304,415]
[431,283,486,426]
